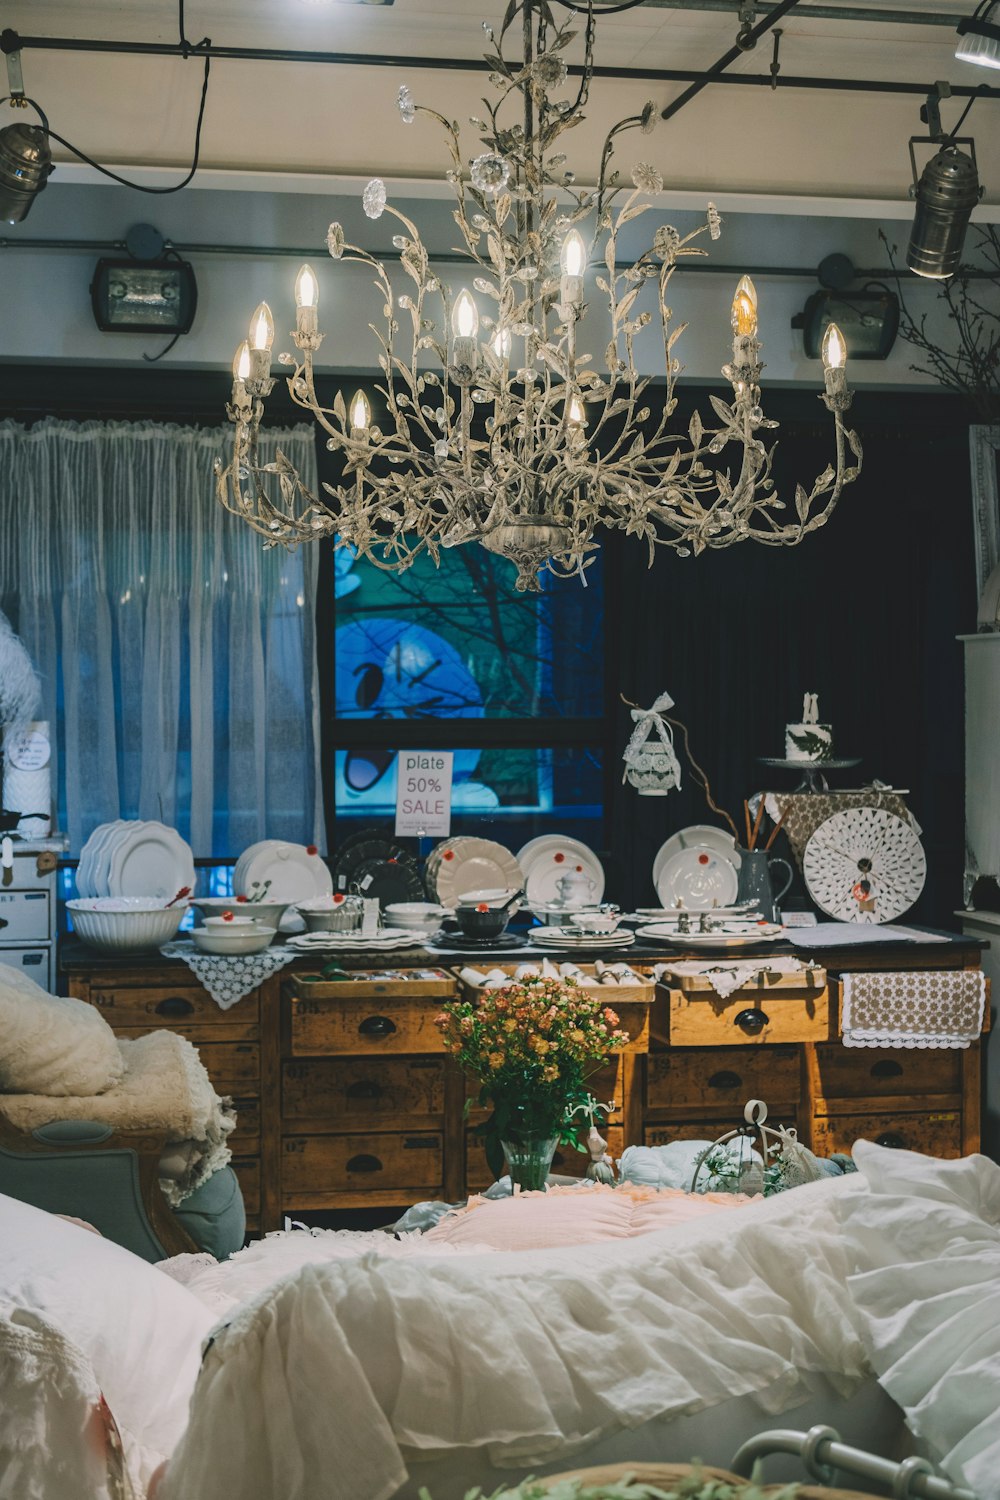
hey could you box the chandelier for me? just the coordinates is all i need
[217,0,861,591]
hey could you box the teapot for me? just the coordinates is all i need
[554,868,598,908]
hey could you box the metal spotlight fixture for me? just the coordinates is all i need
[956,0,1000,68]
[907,140,982,279]
[0,118,52,224]
[91,226,198,335]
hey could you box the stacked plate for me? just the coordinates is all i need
[426,837,523,907]
[635,920,783,947]
[234,841,334,904]
[285,927,420,953]
[517,836,606,906]
[530,925,635,951]
[76,821,195,901]
[651,825,742,911]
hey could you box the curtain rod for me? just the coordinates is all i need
[3,30,999,103]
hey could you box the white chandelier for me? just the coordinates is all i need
[217,0,861,591]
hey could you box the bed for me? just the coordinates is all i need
[2,1143,998,1500]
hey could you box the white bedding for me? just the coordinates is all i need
[159,1176,873,1500]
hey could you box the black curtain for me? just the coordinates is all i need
[605,389,975,925]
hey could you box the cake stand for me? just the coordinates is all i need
[757,756,861,794]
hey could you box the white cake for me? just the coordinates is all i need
[785,693,833,763]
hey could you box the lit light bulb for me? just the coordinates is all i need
[295,264,319,309]
[249,301,274,351]
[566,392,586,427]
[349,389,372,432]
[232,340,251,383]
[492,327,512,360]
[821,322,846,370]
[730,275,758,338]
[452,289,479,340]
[560,229,586,278]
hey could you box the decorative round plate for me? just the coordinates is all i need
[802,807,926,924]
[431,838,523,907]
[515,835,606,906]
[652,825,739,887]
[352,856,426,907]
[107,822,196,901]
[332,828,414,891]
[654,846,740,912]
[235,842,333,903]
[636,922,782,946]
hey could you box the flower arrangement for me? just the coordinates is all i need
[435,976,629,1183]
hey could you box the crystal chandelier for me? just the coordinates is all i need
[217,0,861,591]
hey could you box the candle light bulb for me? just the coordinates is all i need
[349,389,372,432]
[822,322,847,370]
[295,264,319,310]
[452,289,479,340]
[560,229,586,278]
[492,327,512,360]
[249,301,274,352]
[567,392,586,427]
[730,275,758,337]
[232,340,251,382]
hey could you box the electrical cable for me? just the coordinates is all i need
[951,82,988,135]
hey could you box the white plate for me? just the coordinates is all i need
[77,821,126,896]
[235,842,333,903]
[530,930,635,950]
[636,923,783,946]
[90,821,131,897]
[516,835,606,906]
[654,846,740,912]
[432,839,522,907]
[633,903,756,920]
[652,825,739,885]
[106,822,196,901]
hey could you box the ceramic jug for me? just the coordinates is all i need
[735,849,793,923]
[554,868,597,908]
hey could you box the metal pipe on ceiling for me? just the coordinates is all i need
[660,0,803,121]
[644,0,961,22]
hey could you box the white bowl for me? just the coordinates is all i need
[191,897,290,930]
[456,888,520,908]
[203,915,256,929]
[569,912,622,934]
[191,925,274,956]
[67,897,188,954]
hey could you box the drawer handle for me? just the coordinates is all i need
[871,1060,904,1079]
[875,1130,906,1150]
[346,1080,382,1100]
[155,996,195,1018]
[734,1007,769,1035]
[358,1015,396,1038]
[708,1070,744,1091]
[347,1154,383,1174]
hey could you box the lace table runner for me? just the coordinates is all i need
[160,939,300,1010]
[841,969,986,1049]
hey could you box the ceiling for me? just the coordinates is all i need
[2,0,998,213]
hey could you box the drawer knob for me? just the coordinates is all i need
[875,1130,906,1150]
[347,1154,383,1174]
[155,996,195,1018]
[734,1007,769,1035]
[871,1060,903,1079]
[708,1070,743,1091]
[358,1015,396,1038]
[346,1080,382,1100]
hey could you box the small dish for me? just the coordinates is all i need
[192,897,290,931]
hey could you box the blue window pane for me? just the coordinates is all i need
[333,543,603,720]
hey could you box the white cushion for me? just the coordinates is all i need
[0,966,123,1095]
[0,1192,214,1488]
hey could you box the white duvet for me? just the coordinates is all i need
[160,1176,872,1500]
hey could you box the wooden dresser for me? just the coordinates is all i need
[62,934,989,1235]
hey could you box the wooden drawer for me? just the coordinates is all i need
[647,1045,800,1112]
[86,980,260,1031]
[812,1044,962,1103]
[232,1157,260,1216]
[664,988,830,1048]
[287,992,447,1056]
[0,889,50,942]
[645,1112,799,1149]
[228,1096,260,1155]
[465,1127,625,1193]
[283,1057,446,1129]
[196,1041,259,1093]
[282,1132,443,1197]
[812,1109,962,1158]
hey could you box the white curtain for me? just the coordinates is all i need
[0,418,324,856]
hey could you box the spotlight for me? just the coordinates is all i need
[906,140,982,279]
[0,119,53,225]
[956,0,1000,68]
[91,227,198,335]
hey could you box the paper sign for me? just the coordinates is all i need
[395,750,453,838]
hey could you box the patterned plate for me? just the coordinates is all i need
[802,807,926,925]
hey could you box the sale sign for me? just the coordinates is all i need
[394,751,453,838]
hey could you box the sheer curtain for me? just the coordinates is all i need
[0,418,324,856]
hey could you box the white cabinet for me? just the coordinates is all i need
[0,840,65,991]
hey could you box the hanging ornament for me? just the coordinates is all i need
[622,690,683,796]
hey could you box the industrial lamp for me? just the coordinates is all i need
[956,0,1000,68]
[906,140,982,278]
[91,224,197,335]
[793,254,899,359]
[0,117,52,223]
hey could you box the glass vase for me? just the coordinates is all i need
[501,1130,559,1193]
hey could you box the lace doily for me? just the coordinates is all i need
[842,969,986,1049]
[160,939,299,1010]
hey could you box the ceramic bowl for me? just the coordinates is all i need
[456,888,520,908]
[192,897,290,931]
[67,897,188,954]
[384,901,449,932]
[296,894,364,933]
[453,904,512,940]
[191,924,274,956]
[568,911,623,935]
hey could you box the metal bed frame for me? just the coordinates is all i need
[730,1425,978,1500]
